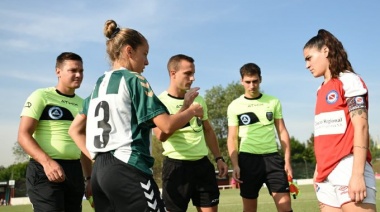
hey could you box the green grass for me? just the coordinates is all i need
[1,181,379,212]
[188,184,320,212]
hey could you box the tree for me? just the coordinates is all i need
[0,162,28,181]
[288,136,305,163]
[304,133,316,164]
[370,135,380,164]
[0,162,28,197]
[204,81,244,167]
[12,141,29,163]
[151,136,165,187]
[282,135,316,179]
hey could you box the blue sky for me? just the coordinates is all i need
[1,1,379,166]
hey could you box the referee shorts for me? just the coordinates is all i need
[26,159,84,212]
[238,152,289,199]
[162,156,220,211]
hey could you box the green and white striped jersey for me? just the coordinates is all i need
[83,69,167,175]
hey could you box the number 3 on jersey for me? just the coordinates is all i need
[94,101,112,148]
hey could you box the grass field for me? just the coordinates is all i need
[1,181,379,212]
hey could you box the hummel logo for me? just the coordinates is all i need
[145,90,153,97]
[140,180,151,190]
[140,82,150,88]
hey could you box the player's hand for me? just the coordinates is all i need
[183,87,200,109]
[313,167,318,191]
[217,160,228,178]
[232,166,243,183]
[348,173,367,203]
[285,163,293,179]
[42,159,65,182]
[189,103,203,119]
[85,179,93,199]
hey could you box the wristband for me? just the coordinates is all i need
[84,176,91,182]
[215,157,225,163]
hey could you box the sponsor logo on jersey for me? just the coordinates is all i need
[248,103,263,107]
[240,114,251,125]
[48,106,63,120]
[314,110,346,136]
[326,90,338,104]
[61,100,79,106]
[24,102,32,108]
[266,112,273,121]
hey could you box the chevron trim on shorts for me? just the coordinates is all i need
[140,180,160,211]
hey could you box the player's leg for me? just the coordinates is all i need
[340,202,376,212]
[264,153,292,212]
[242,198,258,212]
[271,192,292,212]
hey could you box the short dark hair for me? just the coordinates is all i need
[240,63,261,79]
[56,52,83,68]
[167,54,194,74]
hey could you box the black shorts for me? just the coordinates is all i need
[91,152,166,212]
[238,152,289,199]
[162,156,220,211]
[26,159,84,212]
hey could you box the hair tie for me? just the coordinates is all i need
[110,28,120,39]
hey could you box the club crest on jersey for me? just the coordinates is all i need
[355,96,364,104]
[48,106,63,120]
[240,114,251,125]
[266,112,273,121]
[326,90,338,104]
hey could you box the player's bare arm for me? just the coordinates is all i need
[203,120,228,177]
[227,125,242,183]
[69,114,91,159]
[348,96,369,203]
[274,118,293,178]
[18,116,65,182]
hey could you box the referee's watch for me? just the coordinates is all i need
[84,176,91,182]
[215,156,225,163]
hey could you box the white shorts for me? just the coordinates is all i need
[315,154,376,207]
